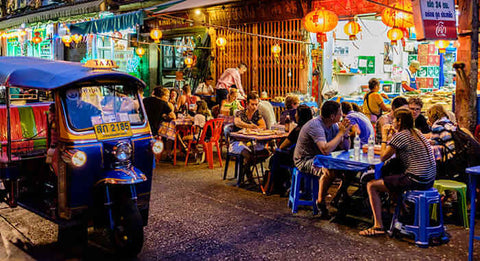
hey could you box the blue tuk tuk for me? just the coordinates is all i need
[0,57,162,255]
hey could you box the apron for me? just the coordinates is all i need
[407,69,417,90]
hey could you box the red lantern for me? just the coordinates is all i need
[381,0,414,29]
[387,27,404,45]
[344,20,361,40]
[32,32,42,44]
[303,8,338,48]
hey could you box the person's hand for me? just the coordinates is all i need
[339,118,352,134]
[381,93,389,99]
[382,124,395,141]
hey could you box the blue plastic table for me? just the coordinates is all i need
[467,165,480,261]
[313,149,384,179]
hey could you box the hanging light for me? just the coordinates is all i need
[344,20,361,40]
[62,35,72,47]
[216,37,227,50]
[435,40,450,53]
[72,34,82,44]
[136,47,145,58]
[184,57,194,68]
[387,27,404,45]
[302,8,338,48]
[381,0,414,29]
[271,44,281,63]
[32,32,42,44]
[150,29,162,43]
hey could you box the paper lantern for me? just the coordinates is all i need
[271,44,281,56]
[435,40,450,53]
[136,47,145,58]
[381,0,414,29]
[62,35,72,47]
[344,20,361,40]
[216,37,227,49]
[184,57,194,68]
[387,27,403,45]
[72,34,82,44]
[32,32,42,44]
[150,29,162,43]
[302,8,338,47]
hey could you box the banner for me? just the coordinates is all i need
[412,0,457,41]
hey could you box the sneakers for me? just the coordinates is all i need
[316,201,331,220]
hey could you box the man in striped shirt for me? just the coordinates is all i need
[215,62,247,105]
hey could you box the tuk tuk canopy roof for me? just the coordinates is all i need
[0,57,145,90]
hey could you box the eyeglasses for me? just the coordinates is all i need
[409,107,421,111]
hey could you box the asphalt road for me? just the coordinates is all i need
[0,159,476,260]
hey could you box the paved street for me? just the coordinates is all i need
[0,158,477,260]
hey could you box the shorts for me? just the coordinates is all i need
[383,174,433,193]
[295,157,323,177]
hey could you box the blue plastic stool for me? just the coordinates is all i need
[288,168,319,215]
[389,188,448,247]
[467,166,480,261]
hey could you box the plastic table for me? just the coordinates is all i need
[467,165,480,261]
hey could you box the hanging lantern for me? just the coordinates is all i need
[136,47,145,58]
[344,20,361,40]
[32,32,42,44]
[184,57,194,68]
[72,34,82,44]
[216,37,227,50]
[271,44,281,63]
[302,8,338,48]
[150,29,162,43]
[381,0,414,29]
[435,40,450,53]
[387,27,404,45]
[62,35,72,47]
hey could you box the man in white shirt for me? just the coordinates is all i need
[195,77,214,96]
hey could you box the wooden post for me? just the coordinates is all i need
[252,24,259,92]
[456,0,478,132]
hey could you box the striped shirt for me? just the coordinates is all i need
[388,129,436,184]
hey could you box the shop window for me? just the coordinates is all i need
[162,37,193,70]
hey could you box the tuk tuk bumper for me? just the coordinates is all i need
[97,166,147,185]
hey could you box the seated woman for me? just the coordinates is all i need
[220,88,243,116]
[180,100,212,162]
[169,89,179,112]
[279,95,300,125]
[266,105,313,194]
[177,84,199,116]
[360,108,436,236]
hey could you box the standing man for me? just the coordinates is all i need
[294,101,352,218]
[401,60,421,93]
[216,62,247,105]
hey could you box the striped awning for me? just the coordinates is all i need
[69,10,144,35]
[145,0,239,15]
[0,0,104,30]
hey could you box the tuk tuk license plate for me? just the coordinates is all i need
[94,121,133,140]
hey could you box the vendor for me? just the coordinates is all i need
[401,61,421,93]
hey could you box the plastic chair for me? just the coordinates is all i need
[467,165,480,261]
[433,179,468,228]
[288,168,319,215]
[185,118,224,169]
[388,188,449,247]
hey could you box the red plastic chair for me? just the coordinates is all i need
[185,118,224,169]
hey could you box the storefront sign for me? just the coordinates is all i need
[412,0,457,40]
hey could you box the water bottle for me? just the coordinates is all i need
[353,134,361,160]
[367,134,375,162]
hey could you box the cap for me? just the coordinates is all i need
[410,60,420,69]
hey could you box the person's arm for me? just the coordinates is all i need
[316,119,352,155]
[375,94,391,112]
[256,118,266,130]
[279,138,293,150]
[401,81,417,92]
[233,71,246,97]
[234,116,256,129]
[167,102,176,120]
[380,124,396,161]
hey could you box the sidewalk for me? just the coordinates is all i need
[0,209,35,261]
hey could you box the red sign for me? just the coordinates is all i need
[412,0,457,41]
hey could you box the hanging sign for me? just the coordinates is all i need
[412,0,457,41]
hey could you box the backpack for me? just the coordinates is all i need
[440,127,480,181]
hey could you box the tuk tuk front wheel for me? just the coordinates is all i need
[111,198,144,256]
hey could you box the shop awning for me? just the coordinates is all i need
[69,10,144,35]
[0,0,104,30]
[145,0,240,15]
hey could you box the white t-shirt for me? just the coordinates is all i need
[258,100,277,130]
[194,114,212,128]
[401,68,413,86]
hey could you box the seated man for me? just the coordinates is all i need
[293,100,352,218]
[230,93,267,183]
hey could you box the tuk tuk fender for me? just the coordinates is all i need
[96,166,147,186]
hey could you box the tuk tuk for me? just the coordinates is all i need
[0,57,163,255]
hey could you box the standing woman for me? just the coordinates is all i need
[362,78,391,124]
[360,108,436,236]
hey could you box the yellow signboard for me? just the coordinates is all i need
[94,121,132,140]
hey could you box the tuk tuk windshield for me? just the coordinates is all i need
[62,85,144,131]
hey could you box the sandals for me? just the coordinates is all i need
[359,227,385,237]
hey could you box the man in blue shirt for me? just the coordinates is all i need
[341,102,374,145]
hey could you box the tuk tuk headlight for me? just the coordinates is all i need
[61,150,87,167]
[152,140,164,154]
[114,142,132,161]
